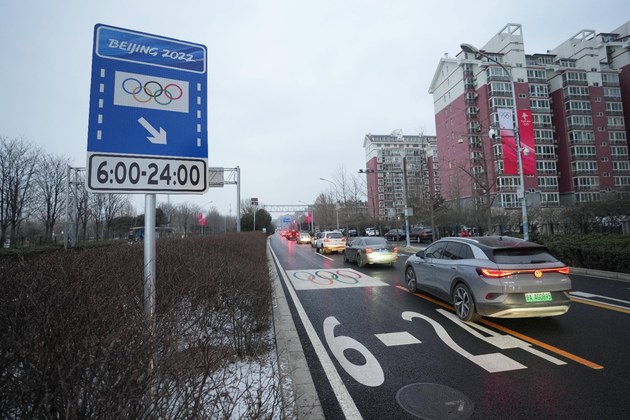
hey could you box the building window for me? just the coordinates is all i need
[573,177,599,188]
[605,102,623,114]
[565,101,591,113]
[527,69,546,80]
[535,145,555,159]
[570,145,596,159]
[607,117,625,130]
[562,71,587,83]
[540,193,559,203]
[603,87,621,99]
[569,131,594,144]
[529,84,549,97]
[531,99,550,112]
[571,161,598,173]
[538,176,558,189]
[576,192,600,202]
[613,161,630,171]
[611,146,629,159]
[536,160,557,173]
[499,193,520,208]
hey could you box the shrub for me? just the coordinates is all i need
[535,234,630,274]
[0,232,277,418]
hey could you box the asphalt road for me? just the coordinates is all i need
[269,234,630,420]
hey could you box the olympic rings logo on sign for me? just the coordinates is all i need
[292,269,363,286]
[122,77,183,106]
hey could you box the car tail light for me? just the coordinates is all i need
[477,267,570,278]
[477,268,514,278]
[393,246,398,253]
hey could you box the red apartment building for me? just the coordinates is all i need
[429,22,630,222]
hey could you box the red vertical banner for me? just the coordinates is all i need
[517,109,536,175]
[501,129,518,175]
[305,211,312,224]
[198,212,207,226]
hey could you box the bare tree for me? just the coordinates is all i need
[76,172,91,240]
[103,194,130,239]
[173,203,198,237]
[34,153,70,241]
[89,193,106,240]
[0,137,40,247]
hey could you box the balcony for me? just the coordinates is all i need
[487,74,511,82]
[567,122,593,130]
[562,79,588,87]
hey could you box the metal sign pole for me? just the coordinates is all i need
[144,193,156,325]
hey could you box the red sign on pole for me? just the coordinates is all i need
[518,109,536,175]
[501,129,518,175]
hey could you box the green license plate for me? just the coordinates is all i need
[525,292,552,303]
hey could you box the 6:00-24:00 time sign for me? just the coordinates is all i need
[87,154,207,193]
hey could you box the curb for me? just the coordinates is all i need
[569,267,630,282]
[268,246,325,420]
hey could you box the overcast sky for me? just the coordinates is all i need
[1,0,627,216]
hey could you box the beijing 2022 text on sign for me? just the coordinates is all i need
[86,24,208,193]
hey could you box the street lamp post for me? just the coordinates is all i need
[320,177,339,230]
[460,43,529,241]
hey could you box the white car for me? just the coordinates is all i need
[314,231,346,254]
[365,228,380,236]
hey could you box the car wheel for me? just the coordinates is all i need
[405,267,418,293]
[357,253,366,267]
[452,283,481,322]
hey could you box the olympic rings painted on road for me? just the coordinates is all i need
[292,269,363,286]
[122,78,183,106]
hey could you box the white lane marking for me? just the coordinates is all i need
[402,311,526,373]
[437,309,566,365]
[315,253,335,261]
[375,331,422,346]
[269,246,363,419]
[570,291,630,307]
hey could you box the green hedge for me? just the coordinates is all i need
[534,234,630,274]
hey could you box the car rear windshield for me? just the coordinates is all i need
[327,232,343,239]
[492,247,558,264]
[365,238,387,246]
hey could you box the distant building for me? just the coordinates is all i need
[429,21,630,212]
[363,131,437,220]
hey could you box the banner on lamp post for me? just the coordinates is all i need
[517,109,536,175]
[501,129,518,175]
[498,108,514,130]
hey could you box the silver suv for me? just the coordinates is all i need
[404,236,571,322]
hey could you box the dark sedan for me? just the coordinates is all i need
[384,229,406,242]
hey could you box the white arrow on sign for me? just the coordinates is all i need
[137,117,167,145]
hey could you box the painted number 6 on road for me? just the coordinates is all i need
[323,316,384,387]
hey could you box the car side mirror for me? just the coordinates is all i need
[416,250,425,258]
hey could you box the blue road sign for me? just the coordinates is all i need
[86,24,207,193]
